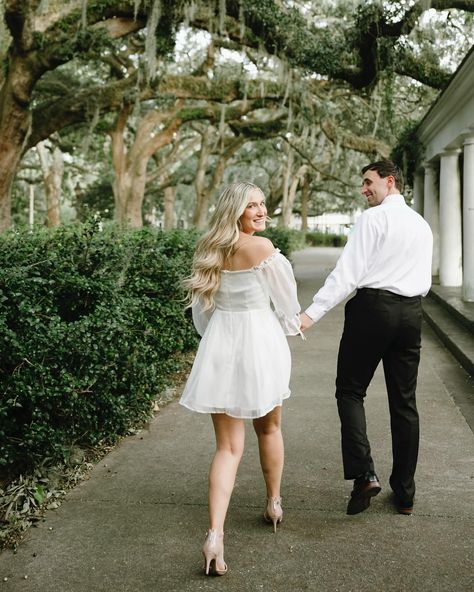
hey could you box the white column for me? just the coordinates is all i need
[412,170,424,214]
[439,149,462,286]
[423,163,439,277]
[463,135,474,301]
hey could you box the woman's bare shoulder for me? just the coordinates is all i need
[239,235,276,266]
[244,235,274,252]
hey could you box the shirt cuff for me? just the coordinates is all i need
[304,303,326,323]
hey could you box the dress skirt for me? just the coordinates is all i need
[180,307,291,419]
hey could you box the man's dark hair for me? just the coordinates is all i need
[361,160,404,193]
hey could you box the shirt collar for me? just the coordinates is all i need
[381,194,405,205]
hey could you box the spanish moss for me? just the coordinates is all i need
[145,0,162,82]
[238,0,245,40]
[81,0,88,29]
[134,0,142,20]
[282,68,292,108]
[219,0,226,35]
[286,98,293,131]
[81,104,100,158]
[132,68,143,119]
[183,0,197,27]
[242,77,248,109]
[37,0,49,14]
[219,103,226,152]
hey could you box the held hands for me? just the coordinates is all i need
[300,312,315,332]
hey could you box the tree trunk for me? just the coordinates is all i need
[164,186,176,229]
[0,55,35,231]
[193,130,245,229]
[110,105,182,228]
[28,184,35,228]
[193,126,214,229]
[110,106,130,225]
[281,163,307,227]
[279,147,294,227]
[300,177,309,232]
[116,163,148,228]
[111,154,148,229]
[37,141,64,227]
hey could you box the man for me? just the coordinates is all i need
[300,160,433,516]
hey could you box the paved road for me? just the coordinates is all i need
[1,247,473,592]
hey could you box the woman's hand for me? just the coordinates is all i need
[300,312,315,332]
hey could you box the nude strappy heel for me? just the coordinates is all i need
[263,496,283,533]
[202,529,227,576]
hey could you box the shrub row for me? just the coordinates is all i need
[305,231,347,247]
[258,227,307,257]
[0,223,342,477]
[261,227,347,251]
[0,222,200,476]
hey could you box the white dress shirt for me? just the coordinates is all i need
[305,194,433,322]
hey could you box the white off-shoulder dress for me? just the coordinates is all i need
[179,250,302,419]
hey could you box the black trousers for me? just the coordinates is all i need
[335,288,423,503]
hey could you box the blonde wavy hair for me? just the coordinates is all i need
[185,181,265,311]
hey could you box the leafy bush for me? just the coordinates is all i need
[0,222,199,476]
[305,231,347,247]
[258,227,306,258]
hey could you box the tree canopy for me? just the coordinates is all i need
[0,0,473,230]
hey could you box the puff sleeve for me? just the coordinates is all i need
[257,251,304,338]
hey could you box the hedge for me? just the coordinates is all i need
[305,231,347,247]
[0,222,199,476]
[260,227,347,251]
[258,227,307,257]
[0,221,326,478]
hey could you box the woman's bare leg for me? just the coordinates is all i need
[252,405,284,498]
[208,413,245,533]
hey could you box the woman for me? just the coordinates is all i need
[180,181,302,576]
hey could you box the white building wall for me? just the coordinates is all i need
[417,47,474,300]
[303,210,362,235]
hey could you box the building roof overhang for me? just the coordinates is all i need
[418,45,474,162]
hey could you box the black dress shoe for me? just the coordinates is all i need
[388,477,414,515]
[393,495,414,515]
[346,471,381,515]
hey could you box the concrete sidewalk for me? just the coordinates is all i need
[1,247,473,592]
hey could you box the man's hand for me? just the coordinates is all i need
[300,312,315,332]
